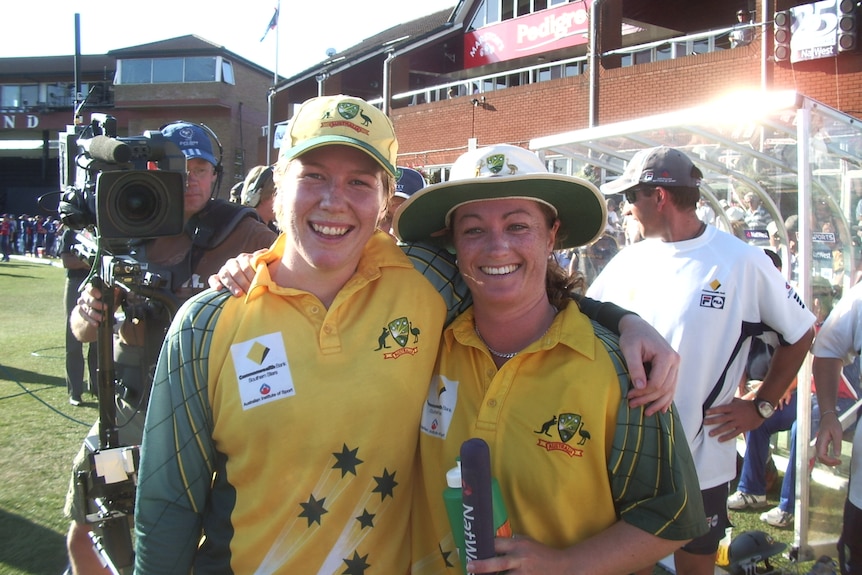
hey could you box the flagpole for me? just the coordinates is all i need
[266,1,280,165]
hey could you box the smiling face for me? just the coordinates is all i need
[274,145,388,287]
[450,198,559,310]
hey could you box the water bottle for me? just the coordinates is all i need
[443,439,512,574]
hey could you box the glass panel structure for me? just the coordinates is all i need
[531,90,862,560]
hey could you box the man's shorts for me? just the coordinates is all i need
[682,482,731,555]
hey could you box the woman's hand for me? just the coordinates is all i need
[208,251,260,296]
[618,314,680,416]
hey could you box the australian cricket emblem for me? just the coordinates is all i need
[485,153,506,174]
[535,412,590,457]
[375,316,421,359]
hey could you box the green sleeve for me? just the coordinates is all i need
[402,242,473,326]
[134,290,228,574]
[593,323,707,540]
[574,294,637,336]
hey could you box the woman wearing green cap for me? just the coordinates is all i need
[396,144,705,575]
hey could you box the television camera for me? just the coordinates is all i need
[57,113,187,574]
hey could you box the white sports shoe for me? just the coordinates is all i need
[727,490,768,510]
[760,506,794,528]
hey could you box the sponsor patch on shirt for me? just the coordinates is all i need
[420,375,458,439]
[230,332,294,410]
[700,279,726,309]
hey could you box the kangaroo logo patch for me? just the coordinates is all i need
[535,412,590,457]
[375,316,421,359]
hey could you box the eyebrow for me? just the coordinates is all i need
[455,206,537,224]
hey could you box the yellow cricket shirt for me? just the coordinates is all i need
[135,231,446,574]
[412,304,704,574]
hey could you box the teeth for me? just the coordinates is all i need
[481,264,519,275]
[312,223,348,236]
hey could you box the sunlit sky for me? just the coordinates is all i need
[4,0,458,78]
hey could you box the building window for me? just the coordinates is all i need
[1,86,20,108]
[469,0,570,29]
[153,58,184,83]
[117,56,233,85]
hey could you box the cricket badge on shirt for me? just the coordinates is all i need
[373,316,421,359]
[230,331,293,410]
[420,375,459,439]
[699,278,726,310]
[534,412,590,457]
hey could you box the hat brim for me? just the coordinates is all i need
[394,174,606,250]
[600,175,639,196]
[283,135,396,177]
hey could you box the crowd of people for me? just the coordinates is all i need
[44,96,860,575]
[0,213,63,260]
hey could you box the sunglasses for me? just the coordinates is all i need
[623,186,655,204]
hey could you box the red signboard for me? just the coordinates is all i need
[464,1,594,69]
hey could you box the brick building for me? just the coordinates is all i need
[0,35,274,215]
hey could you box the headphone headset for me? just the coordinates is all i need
[160,120,224,198]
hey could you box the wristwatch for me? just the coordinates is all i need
[754,398,775,419]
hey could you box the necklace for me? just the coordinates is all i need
[474,324,519,359]
[474,305,559,360]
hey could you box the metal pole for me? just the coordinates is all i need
[589,0,601,128]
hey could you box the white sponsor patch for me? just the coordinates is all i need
[420,375,459,439]
[230,332,294,410]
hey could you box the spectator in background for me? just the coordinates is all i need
[697,197,717,227]
[45,216,58,257]
[378,166,426,238]
[240,165,278,232]
[812,281,862,575]
[587,146,815,575]
[0,214,12,261]
[59,227,97,406]
[605,196,622,239]
[730,8,755,48]
[729,274,839,530]
[743,192,773,245]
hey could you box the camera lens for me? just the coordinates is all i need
[118,183,159,224]
[95,171,184,239]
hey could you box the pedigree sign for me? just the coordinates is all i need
[464,0,593,68]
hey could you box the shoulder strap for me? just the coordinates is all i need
[186,199,262,250]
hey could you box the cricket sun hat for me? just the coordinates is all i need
[161,122,218,167]
[393,144,606,250]
[279,95,398,177]
[601,146,703,196]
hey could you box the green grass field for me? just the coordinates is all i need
[0,258,100,575]
[0,257,849,574]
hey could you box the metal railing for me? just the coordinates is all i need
[390,23,747,107]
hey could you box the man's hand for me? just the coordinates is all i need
[70,282,108,342]
[618,314,680,416]
[704,398,764,442]
[207,251,259,296]
[815,412,844,467]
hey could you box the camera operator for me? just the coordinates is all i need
[63,120,277,575]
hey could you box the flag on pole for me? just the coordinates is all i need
[261,6,279,42]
